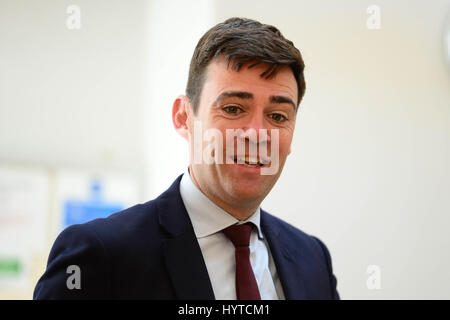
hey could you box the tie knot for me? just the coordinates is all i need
[223,223,253,248]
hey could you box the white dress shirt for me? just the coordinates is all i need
[179,168,285,300]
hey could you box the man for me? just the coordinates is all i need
[34,17,339,300]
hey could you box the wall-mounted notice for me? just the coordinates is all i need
[53,169,140,236]
[0,166,50,293]
[62,179,124,228]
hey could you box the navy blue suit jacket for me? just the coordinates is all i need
[34,174,339,299]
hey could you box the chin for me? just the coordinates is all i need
[225,181,267,202]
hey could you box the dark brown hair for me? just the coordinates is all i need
[186,17,306,114]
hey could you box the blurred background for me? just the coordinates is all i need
[0,0,449,299]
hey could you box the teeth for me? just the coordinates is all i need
[246,156,258,164]
[234,156,270,166]
[236,157,257,164]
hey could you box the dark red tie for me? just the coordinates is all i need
[223,223,261,300]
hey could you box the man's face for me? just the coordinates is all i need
[187,57,298,215]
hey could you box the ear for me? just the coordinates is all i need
[172,95,192,141]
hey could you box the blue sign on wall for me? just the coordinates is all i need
[63,179,124,228]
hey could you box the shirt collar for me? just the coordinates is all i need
[179,167,264,239]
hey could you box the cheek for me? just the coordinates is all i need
[277,133,294,157]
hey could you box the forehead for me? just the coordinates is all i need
[201,57,298,104]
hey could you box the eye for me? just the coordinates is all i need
[270,113,288,123]
[222,105,243,115]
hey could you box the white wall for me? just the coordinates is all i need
[0,0,151,298]
[0,0,149,178]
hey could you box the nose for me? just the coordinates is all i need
[240,112,270,144]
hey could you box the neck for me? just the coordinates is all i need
[188,164,260,221]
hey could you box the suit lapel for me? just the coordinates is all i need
[261,210,309,300]
[157,175,215,300]
[156,174,309,300]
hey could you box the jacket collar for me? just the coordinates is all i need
[156,174,215,299]
[261,210,309,300]
[156,174,308,300]
[179,168,264,239]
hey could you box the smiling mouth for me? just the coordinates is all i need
[232,155,270,168]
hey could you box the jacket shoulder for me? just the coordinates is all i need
[261,209,340,299]
[34,176,184,299]
[261,209,332,261]
[261,209,317,244]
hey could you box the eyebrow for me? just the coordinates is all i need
[213,90,296,110]
[269,95,297,110]
[213,91,253,106]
